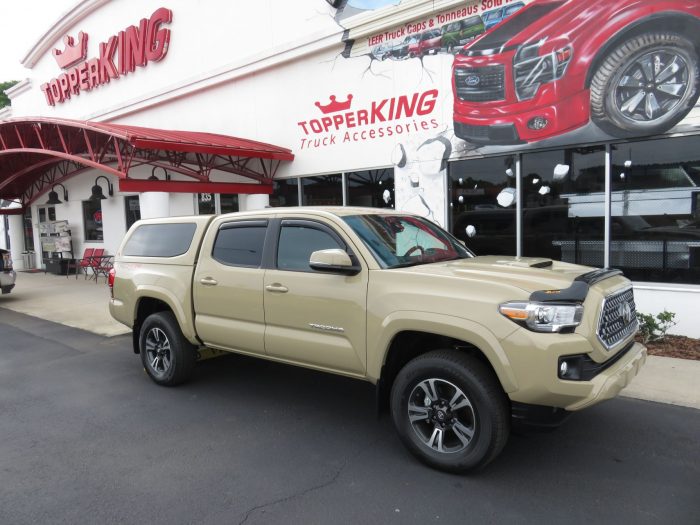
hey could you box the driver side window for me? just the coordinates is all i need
[277,223,344,272]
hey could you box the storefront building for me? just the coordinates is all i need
[1,0,699,335]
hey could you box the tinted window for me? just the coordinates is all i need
[277,224,343,271]
[213,223,266,267]
[123,223,197,257]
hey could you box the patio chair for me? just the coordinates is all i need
[86,248,105,280]
[66,248,95,279]
[93,255,114,284]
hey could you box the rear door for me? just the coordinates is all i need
[263,218,368,376]
[193,218,269,355]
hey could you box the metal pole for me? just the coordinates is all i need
[342,172,348,206]
[516,155,522,258]
[604,143,611,268]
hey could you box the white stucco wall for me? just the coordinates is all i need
[634,284,700,339]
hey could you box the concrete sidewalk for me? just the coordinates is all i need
[0,271,129,337]
[1,271,697,409]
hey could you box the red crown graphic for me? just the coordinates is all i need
[315,94,353,114]
[52,31,88,69]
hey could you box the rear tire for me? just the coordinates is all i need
[139,312,196,386]
[390,350,509,473]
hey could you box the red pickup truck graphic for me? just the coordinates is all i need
[452,0,700,144]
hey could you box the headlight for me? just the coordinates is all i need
[513,41,573,101]
[499,301,583,333]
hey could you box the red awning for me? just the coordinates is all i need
[0,117,294,213]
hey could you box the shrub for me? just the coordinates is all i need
[636,310,676,344]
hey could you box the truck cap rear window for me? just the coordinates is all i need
[123,223,197,257]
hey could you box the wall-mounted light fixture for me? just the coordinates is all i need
[148,166,170,181]
[46,183,69,205]
[89,175,114,201]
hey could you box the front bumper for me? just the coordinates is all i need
[453,87,591,144]
[501,329,647,411]
[452,53,590,144]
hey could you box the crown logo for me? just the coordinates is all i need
[315,94,353,114]
[52,31,88,69]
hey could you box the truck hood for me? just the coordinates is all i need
[395,256,592,296]
[464,0,608,53]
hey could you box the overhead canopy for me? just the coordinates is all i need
[0,117,294,214]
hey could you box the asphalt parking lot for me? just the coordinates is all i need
[1,307,699,525]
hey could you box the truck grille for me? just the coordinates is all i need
[454,65,505,102]
[597,287,638,350]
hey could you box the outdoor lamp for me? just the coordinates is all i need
[148,166,170,181]
[46,183,68,205]
[89,175,114,201]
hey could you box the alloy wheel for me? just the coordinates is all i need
[614,49,690,123]
[144,327,172,378]
[407,378,476,454]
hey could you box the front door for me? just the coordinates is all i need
[263,219,368,376]
[193,218,268,355]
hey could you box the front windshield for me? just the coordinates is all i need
[343,214,473,268]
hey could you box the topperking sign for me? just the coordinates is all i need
[40,7,172,106]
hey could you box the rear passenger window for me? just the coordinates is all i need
[123,223,197,257]
[213,222,267,267]
[277,224,343,272]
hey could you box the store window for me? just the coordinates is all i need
[124,195,141,231]
[82,200,103,241]
[347,168,394,208]
[301,175,342,206]
[521,146,605,263]
[38,206,56,224]
[220,194,239,214]
[610,136,700,284]
[196,193,240,214]
[449,155,516,255]
[197,193,216,214]
[270,179,299,207]
[23,208,34,251]
[37,206,57,261]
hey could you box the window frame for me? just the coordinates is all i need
[273,218,357,274]
[211,219,269,268]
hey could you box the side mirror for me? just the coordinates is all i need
[309,249,361,275]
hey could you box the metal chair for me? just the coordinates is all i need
[66,248,94,279]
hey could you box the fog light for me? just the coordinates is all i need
[558,356,583,380]
[528,116,548,130]
[559,361,568,377]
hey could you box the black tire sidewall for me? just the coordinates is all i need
[390,352,507,472]
[139,312,195,386]
[591,33,699,137]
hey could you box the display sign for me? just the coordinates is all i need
[41,7,173,106]
[310,0,700,225]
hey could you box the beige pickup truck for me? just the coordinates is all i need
[109,207,646,472]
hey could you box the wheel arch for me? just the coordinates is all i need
[132,290,197,353]
[372,314,518,412]
[584,12,700,88]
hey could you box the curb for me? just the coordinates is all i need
[620,355,700,410]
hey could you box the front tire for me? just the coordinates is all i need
[590,32,700,138]
[139,311,196,386]
[390,350,509,473]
